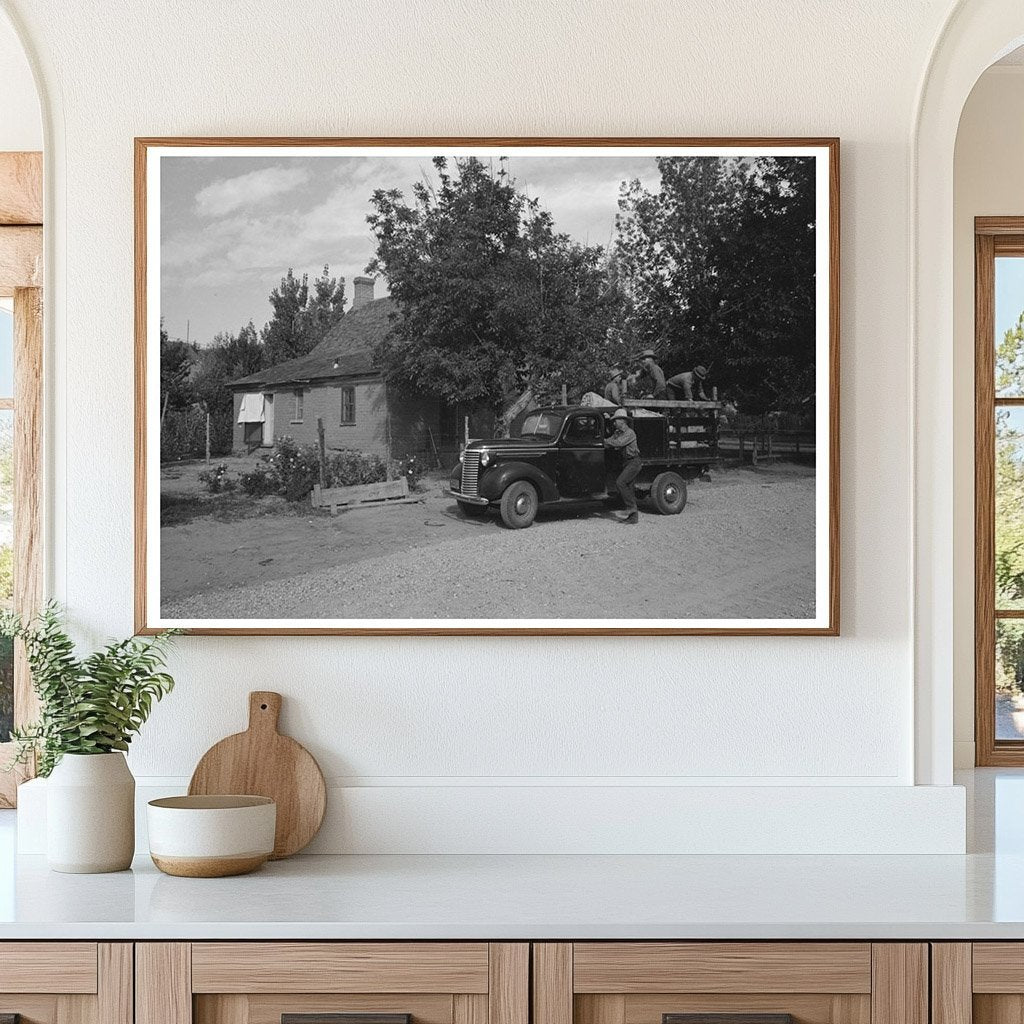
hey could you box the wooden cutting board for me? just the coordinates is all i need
[188,691,327,859]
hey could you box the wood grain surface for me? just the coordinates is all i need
[0,942,97,993]
[0,153,42,225]
[869,945,927,1024]
[188,691,326,858]
[573,943,871,994]
[191,942,489,994]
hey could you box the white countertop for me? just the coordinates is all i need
[0,769,1021,941]
[0,849,1022,940]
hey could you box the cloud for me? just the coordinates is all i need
[194,165,310,218]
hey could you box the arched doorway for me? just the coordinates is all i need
[0,6,44,807]
[914,2,1024,785]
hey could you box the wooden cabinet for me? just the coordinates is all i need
[532,944,928,1024]
[136,944,528,1024]
[0,943,132,1024]
[932,943,1024,1024]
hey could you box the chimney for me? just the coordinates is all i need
[352,276,375,310]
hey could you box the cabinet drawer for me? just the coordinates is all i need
[571,944,872,994]
[0,943,130,1024]
[534,944,925,1024]
[139,943,528,1024]
[0,942,99,994]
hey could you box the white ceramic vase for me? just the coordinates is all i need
[46,752,135,873]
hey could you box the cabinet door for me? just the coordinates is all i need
[137,943,528,1024]
[941,943,1024,1024]
[533,944,927,1024]
[0,943,131,1024]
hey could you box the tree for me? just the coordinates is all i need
[366,156,623,414]
[615,156,816,413]
[261,269,310,366]
[159,321,196,416]
[299,265,346,349]
[261,267,346,366]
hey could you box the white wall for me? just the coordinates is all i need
[952,66,1024,767]
[1,0,971,852]
[0,12,39,152]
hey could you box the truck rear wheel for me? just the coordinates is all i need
[650,472,687,515]
[500,480,538,529]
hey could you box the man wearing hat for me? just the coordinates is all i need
[604,367,625,405]
[638,349,667,399]
[604,408,642,525]
[666,364,710,401]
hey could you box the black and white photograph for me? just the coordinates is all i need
[137,139,838,634]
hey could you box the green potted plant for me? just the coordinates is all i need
[2,603,178,873]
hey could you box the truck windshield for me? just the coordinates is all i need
[517,411,565,439]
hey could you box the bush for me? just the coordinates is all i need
[266,436,321,502]
[389,453,425,490]
[326,449,388,488]
[197,463,236,494]
[240,463,276,497]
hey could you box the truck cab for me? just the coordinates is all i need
[445,402,720,529]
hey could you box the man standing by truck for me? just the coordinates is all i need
[604,408,641,525]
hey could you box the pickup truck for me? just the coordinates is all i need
[444,400,721,529]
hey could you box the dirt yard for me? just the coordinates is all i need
[160,459,817,621]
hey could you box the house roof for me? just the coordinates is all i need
[230,296,396,389]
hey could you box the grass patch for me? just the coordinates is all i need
[161,491,317,527]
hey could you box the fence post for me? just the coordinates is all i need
[205,411,211,466]
[317,417,327,488]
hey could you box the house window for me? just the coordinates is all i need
[341,386,355,424]
[976,218,1024,764]
[291,389,303,423]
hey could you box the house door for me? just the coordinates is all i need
[262,392,274,446]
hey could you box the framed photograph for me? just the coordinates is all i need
[135,137,839,636]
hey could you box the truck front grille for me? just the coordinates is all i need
[461,451,481,496]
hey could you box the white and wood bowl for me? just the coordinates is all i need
[147,795,276,877]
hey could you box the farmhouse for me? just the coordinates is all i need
[230,277,450,462]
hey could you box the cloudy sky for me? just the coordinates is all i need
[159,153,661,345]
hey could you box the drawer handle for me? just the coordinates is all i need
[283,1016,411,1024]
[664,1016,794,1024]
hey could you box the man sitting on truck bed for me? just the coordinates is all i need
[604,407,641,525]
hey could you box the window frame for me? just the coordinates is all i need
[975,217,1024,765]
[340,385,355,425]
[290,388,304,424]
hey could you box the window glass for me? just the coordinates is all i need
[341,386,355,424]
[293,390,303,421]
[0,408,13,742]
[567,414,600,441]
[997,620,1024,740]
[0,308,12,399]
[997,257,1024,397]
[997,407,1024,610]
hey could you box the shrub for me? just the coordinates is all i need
[389,453,425,490]
[197,463,236,494]
[326,449,388,488]
[267,436,321,502]
[240,462,276,497]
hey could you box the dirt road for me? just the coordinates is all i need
[161,464,817,621]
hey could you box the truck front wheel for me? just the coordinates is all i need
[500,480,539,529]
[650,472,687,515]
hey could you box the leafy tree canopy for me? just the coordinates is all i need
[615,156,816,415]
[366,156,624,413]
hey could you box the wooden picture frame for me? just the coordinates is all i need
[135,137,840,636]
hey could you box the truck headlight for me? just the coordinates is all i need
[459,452,464,464]
[480,451,491,467]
